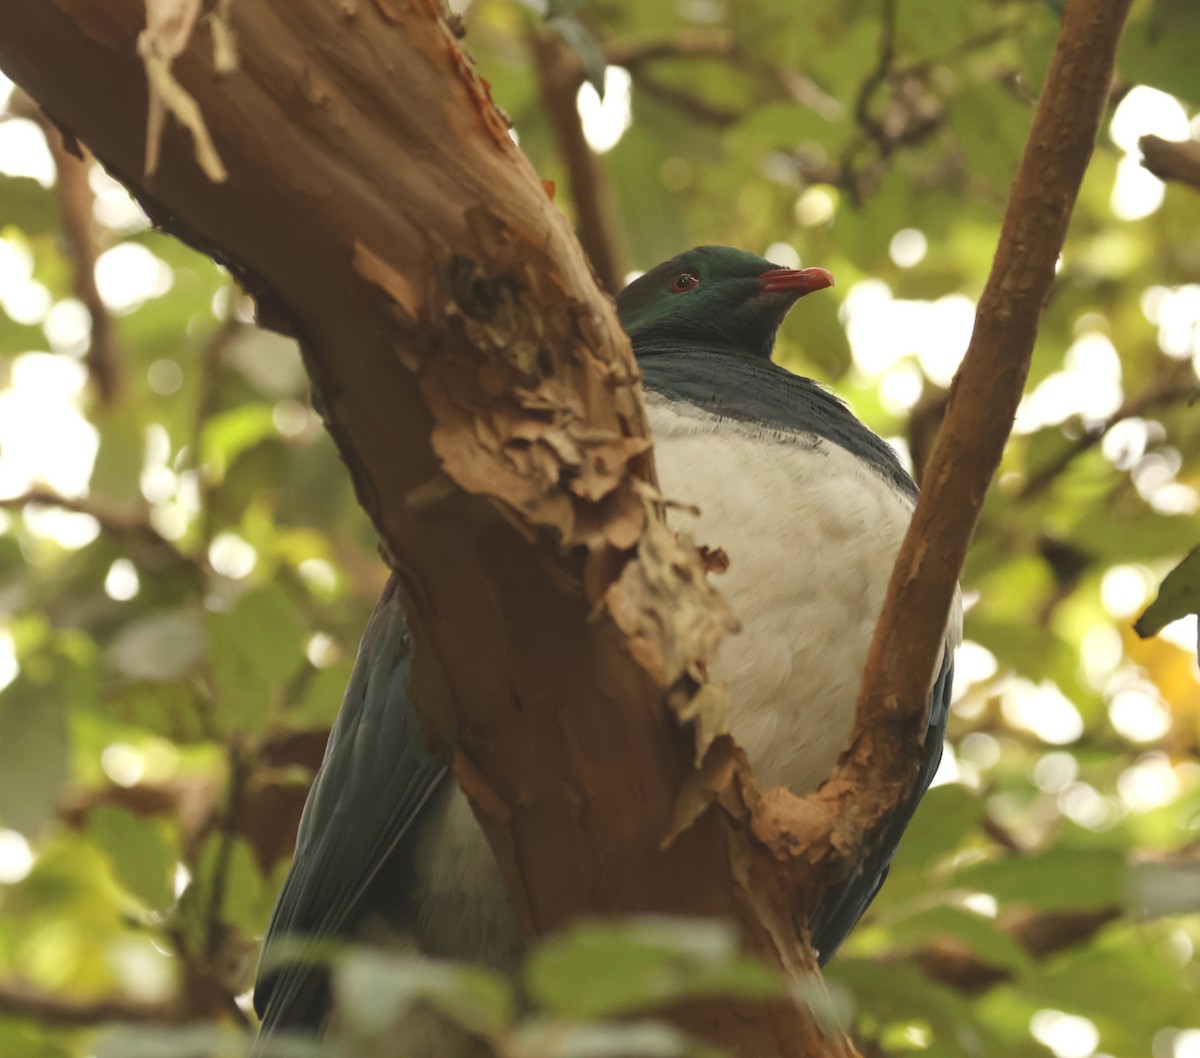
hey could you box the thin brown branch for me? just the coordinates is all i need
[204,737,250,959]
[853,0,899,149]
[0,487,198,568]
[773,0,1135,899]
[633,73,743,127]
[530,29,623,294]
[836,0,947,203]
[1139,134,1200,191]
[13,91,123,405]
[0,980,182,1026]
[903,906,1120,995]
[605,32,737,71]
[610,31,843,126]
[1018,361,1197,500]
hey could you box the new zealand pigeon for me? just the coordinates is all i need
[251,245,960,1045]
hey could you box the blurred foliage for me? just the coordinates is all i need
[0,0,1199,1056]
[100,917,770,1058]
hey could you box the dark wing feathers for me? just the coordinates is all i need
[253,577,446,1038]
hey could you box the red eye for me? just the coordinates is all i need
[670,271,699,294]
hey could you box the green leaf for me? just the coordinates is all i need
[87,806,174,910]
[519,1020,714,1058]
[890,784,986,871]
[96,1024,269,1058]
[334,950,513,1037]
[196,836,278,937]
[106,680,211,744]
[1135,546,1200,643]
[106,610,206,682]
[828,957,1010,1053]
[0,174,61,237]
[946,84,1030,191]
[526,917,783,1020]
[0,679,69,835]
[291,660,355,726]
[895,0,972,58]
[1070,509,1200,562]
[1021,934,1199,1056]
[200,403,277,481]
[886,906,1035,975]
[954,847,1127,912]
[206,583,305,730]
[1120,3,1200,104]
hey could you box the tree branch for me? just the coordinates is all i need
[633,73,744,127]
[762,0,1134,901]
[606,32,737,71]
[0,487,198,568]
[530,29,623,294]
[0,4,1134,1055]
[1139,134,1200,192]
[1018,360,1197,500]
[0,980,182,1026]
[11,90,123,405]
[902,906,1121,995]
[0,6,834,1054]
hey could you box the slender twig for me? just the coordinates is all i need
[1018,363,1197,500]
[203,736,250,960]
[606,32,737,70]
[47,132,122,404]
[0,487,198,567]
[0,980,182,1025]
[633,73,743,127]
[900,906,1120,995]
[853,0,899,149]
[529,30,623,294]
[11,91,123,404]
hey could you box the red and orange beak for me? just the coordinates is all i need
[759,266,835,296]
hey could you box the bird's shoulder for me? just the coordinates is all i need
[637,345,917,502]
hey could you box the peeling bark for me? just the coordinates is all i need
[0,2,836,1054]
[0,1,1131,1055]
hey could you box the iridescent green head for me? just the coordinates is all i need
[616,245,834,359]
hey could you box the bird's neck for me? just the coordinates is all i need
[630,327,775,362]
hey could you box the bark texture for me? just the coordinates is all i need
[1140,133,1200,191]
[0,2,837,1054]
[0,1,1130,1055]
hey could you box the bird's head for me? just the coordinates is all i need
[616,245,834,360]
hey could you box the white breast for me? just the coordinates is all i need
[646,393,917,792]
[406,392,927,960]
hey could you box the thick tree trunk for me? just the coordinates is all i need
[0,2,844,1054]
[0,1,1131,1055]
